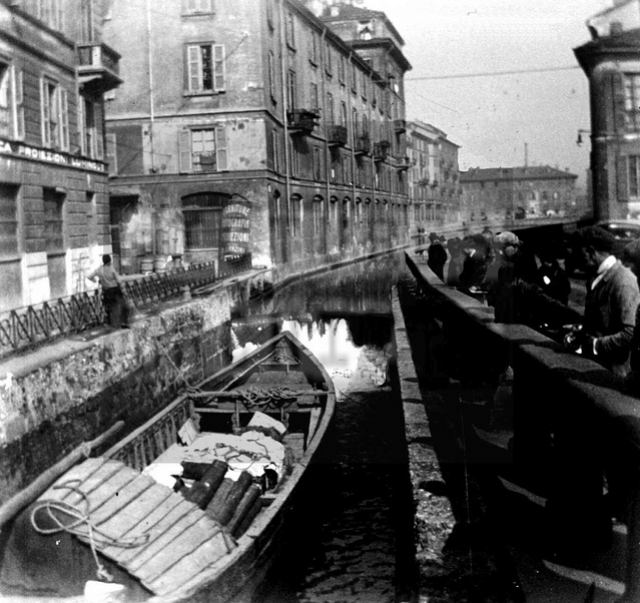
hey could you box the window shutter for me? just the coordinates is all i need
[95,115,104,160]
[617,154,629,203]
[12,66,24,140]
[187,45,201,92]
[213,44,225,92]
[179,129,192,172]
[612,72,627,133]
[41,78,50,146]
[77,94,85,155]
[216,126,227,171]
[106,132,117,175]
[60,88,69,150]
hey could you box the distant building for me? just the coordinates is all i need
[460,166,578,223]
[575,1,640,221]
[104,0,411,280]
[0,0,120,312]
[406,121,462,228]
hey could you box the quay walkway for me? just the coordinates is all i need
[394,251,640,603]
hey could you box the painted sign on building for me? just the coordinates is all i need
[0,138,105,172]
[221,199,250,257]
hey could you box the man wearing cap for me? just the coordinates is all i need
[570,226,640,378]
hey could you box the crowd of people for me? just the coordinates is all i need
[424,225,640,390]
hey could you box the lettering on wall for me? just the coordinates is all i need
[221,200,250,257]
[0,138,105,172]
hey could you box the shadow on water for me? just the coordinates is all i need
[229,255,417,603]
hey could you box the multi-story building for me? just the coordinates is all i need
[406,120,462,229]
[0,0,120,312]
[103,0,411,280]
[575,0,640,221]
[460,166,578,223]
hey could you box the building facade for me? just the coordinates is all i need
[575,0,640,221]
[460,166,579,224]
[103,0,412,280]
[0,0,120,312]
[406,120,462,229]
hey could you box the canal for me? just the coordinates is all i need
[229,254,417,603]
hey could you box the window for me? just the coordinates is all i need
[290,195,302,237]
[41,78,69,150]
[313,146,323,180]
[324,44,332,76]
[79,97,103,159]
[182,0,213,14]
[624,74,640,131]
[287,70,296,110]
[340,101,347,127]
[313,196,324,236]
[351,63,357,95]
[0,184,18,259]
[179,127,227,172]
[0,64,24,140]
[106,132,117,175]
[310,82,319,111]
[268,51,276,100]
[186,44,225,93]
[35,0,64,30]
[286,11,295,49]
[309,31,318,66]
[271,129,280,173]
[44,187,65,252]
[182,193,225,250]
[326,92,334,125]
[629,156,640,197]
[338,54,345,84]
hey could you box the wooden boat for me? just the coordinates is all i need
[0,330,336,603]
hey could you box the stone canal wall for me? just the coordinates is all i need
[0,284,245,504]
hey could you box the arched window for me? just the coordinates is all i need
[290,194,302,237]
[182,192,229,250]
[312,195,324,236]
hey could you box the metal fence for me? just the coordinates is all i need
[0,254,252,360]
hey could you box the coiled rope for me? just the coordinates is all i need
[30,480,151,582]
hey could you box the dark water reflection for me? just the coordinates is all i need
[231,254,416,603]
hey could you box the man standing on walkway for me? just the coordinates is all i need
[87,254,130,329]
[570,226,639,378]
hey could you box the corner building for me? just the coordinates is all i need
[0,0,120,312]
[103,0,411,280]
[575,0,640,221]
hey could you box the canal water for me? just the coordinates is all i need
[230,254,417,603]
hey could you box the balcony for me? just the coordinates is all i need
[373,140,390,162]
[397,156,412,171]
[394,119,407,133]
[287,109,319,135]
[354,135,371,156]
[327,125,348,147]
[77,43,122,94]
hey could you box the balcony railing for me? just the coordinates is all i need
[396,156,412,171]
[354,135,371,156]
[77,42,122,93]
[394,119,407,133]
[287,109,319,135]
[373,140,390,162]
[327,125,348,147]
[0,255,252,359]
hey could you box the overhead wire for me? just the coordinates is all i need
[406,65,580,81]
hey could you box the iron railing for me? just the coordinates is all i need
[0,254,252,359]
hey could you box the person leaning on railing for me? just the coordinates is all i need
[565,227,639,379]
[87,254,130,329]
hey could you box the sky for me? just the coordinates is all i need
[362,0,617,188]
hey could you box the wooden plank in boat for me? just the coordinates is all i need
[125,504,203,572]
[114,495,192,564]
[100,483,175,558]
[283,433,305,463]
[63,462,137,511]
[38,457,107,501]
[307,407,322,441]
[89,473,156,528]
[134,516,225,585]
[146,527,231,595]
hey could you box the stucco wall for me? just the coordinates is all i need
[0,289,234,503]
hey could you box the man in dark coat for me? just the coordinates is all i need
[427,232,448,281]
[570,226,640,378]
